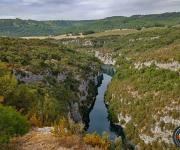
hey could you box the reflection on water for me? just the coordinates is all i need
[87,65,134,150]
[101,64,115,76]
[87,73,117,139]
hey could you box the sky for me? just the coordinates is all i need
[0,0,180,20]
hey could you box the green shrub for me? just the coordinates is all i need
[7,85,37,114]
[82,31,95,35]
[0,104,29,143]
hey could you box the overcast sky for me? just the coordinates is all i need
[0,0,180,20]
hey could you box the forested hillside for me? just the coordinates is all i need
[0,12,180,37]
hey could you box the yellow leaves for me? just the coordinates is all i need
[0,74,17,97]
[56,135,82,149]
[0,62,7,70]
[53,119,111,149]
[83,133,110,150]
[53,118,86,149]
[53,118,71,137]
[29,113,41,127]
[0,96,4,103]
[53,118,84,138]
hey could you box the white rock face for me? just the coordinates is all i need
[160,116,180,126]
[83,40,93,46]
[95,51,116,65]
[77,72,102,102]
[13,61,101,123]
[150,36,160,40]
[150,122,174,144]
[129,36,160,43]
[88,73,102,86]
[57,72,67,82]
[78,80,89,101]
[70,72,102,122]
[139,127,173,144]
[70,102,82,122]
[34,127,53,134]
[118,113,131,128]
[14,70,44,83]
[134,60,180,71]
[62,39,80,45]
[139,134,156,144]
[14,69,68,83]
[139,102,180,145]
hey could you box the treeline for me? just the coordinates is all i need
[0,12,180,36]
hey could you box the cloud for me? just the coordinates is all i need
[0,0,179,20]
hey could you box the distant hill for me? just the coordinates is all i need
[0,12,180,37]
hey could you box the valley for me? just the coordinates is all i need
[0,12,180,150]
[55,25,180,149]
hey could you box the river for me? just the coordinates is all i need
[87,73,117,139]
[87,65,120,139]
[86,65,134,150]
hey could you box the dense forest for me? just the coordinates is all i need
[0,12,180,36]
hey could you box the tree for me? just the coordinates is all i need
[7,85,37,114]
[0,104,29,143]
[0,74,17,98]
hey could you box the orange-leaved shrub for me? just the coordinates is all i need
[53,118,84,137]
[83,133,110,150]
[29,113,42,127]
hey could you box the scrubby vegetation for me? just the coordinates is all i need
[83,133,110,149]
[106,63,179,149]
[100,27,180,149]
[0,37,101,145]
[53,118,111,150]
[53,118,84,137]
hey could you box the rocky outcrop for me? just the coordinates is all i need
[134,60,180,71]
[13,69,69,84]
[82,40,93,46]
[95,51,116,65]
[13,67,102,123]
[129,36,160,42]
[78,80,89,101]
[139,121,174,145]
[69,102,82,123]
[34,127,53,134]
[57,72,67,82]
[77,72,103,102]
[13,69,44,83]
[118,113,132,128]
[70,72,103,123]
